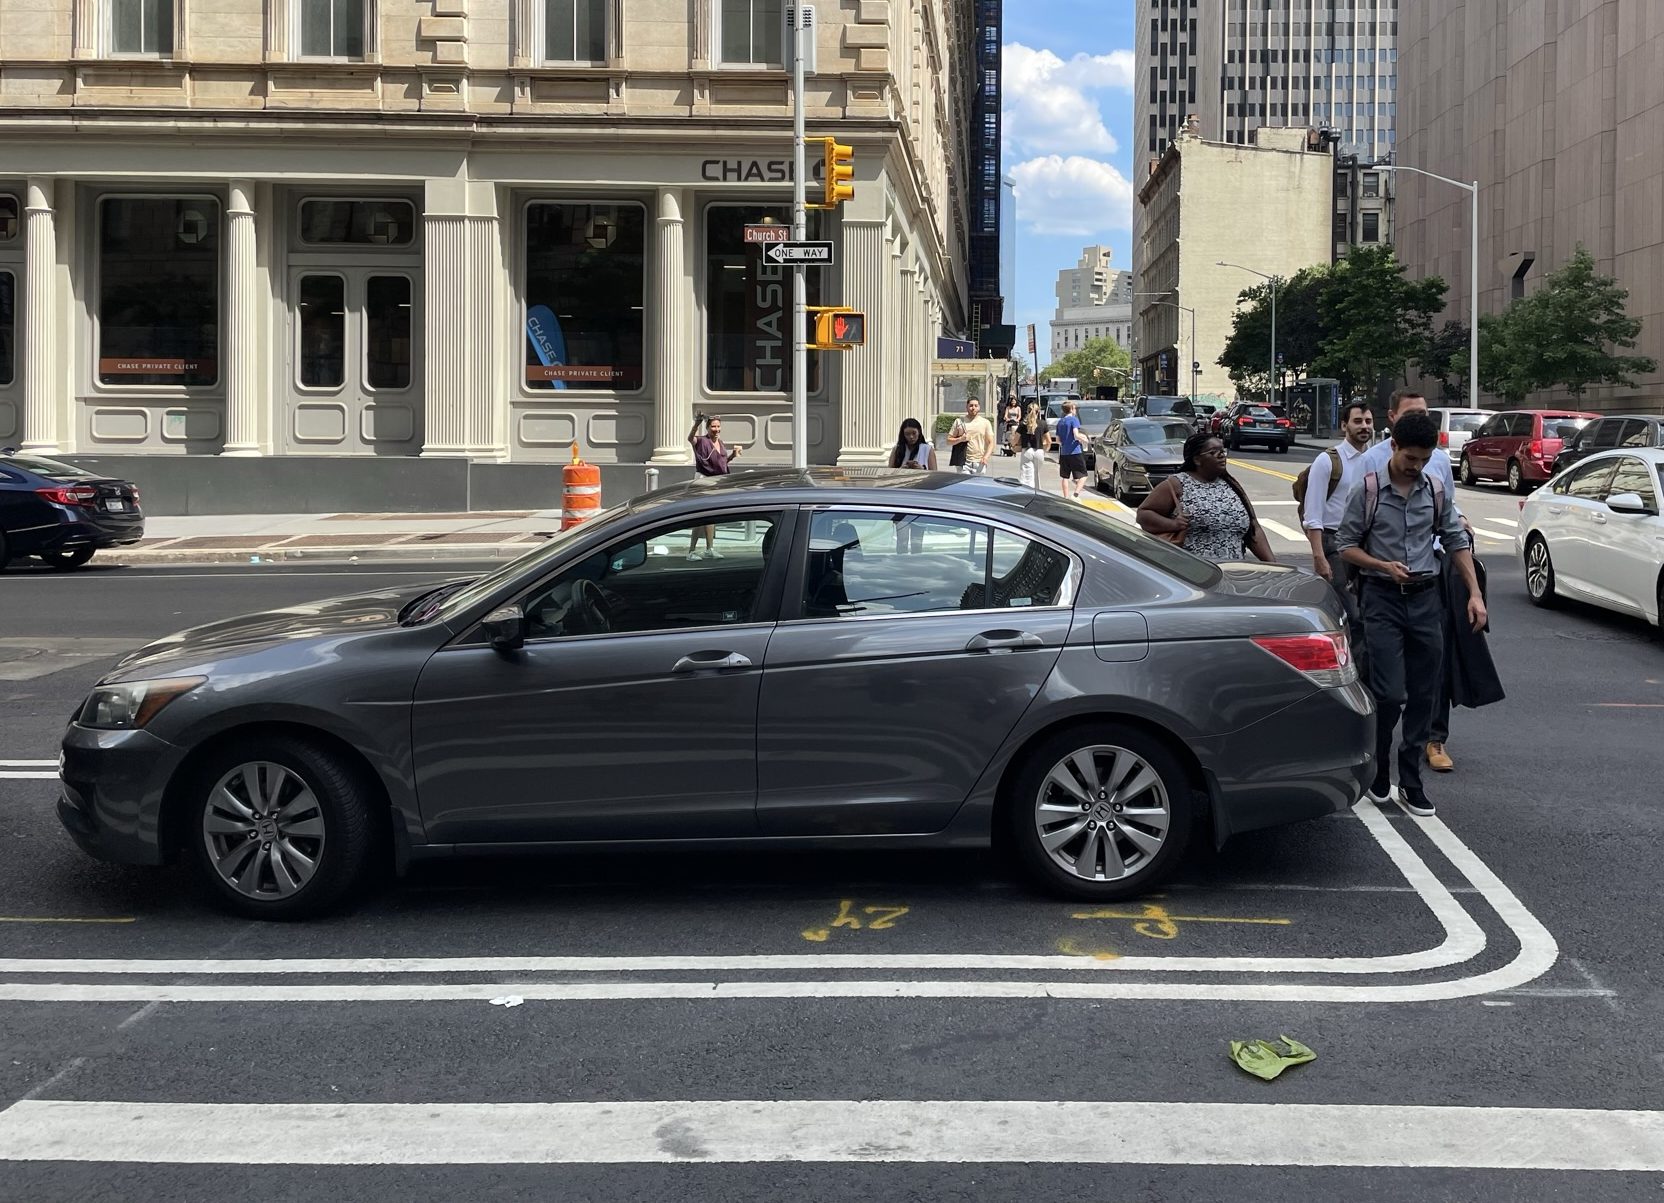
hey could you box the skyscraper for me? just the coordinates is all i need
[1134,0,1202,161]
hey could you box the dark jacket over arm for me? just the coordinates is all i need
[1442,553,1505,709]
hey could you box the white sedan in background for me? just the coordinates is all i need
[1519,447,1664,630]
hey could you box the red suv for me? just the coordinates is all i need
[1458,409,1595,493]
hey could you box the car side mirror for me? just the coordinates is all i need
[481,604,525,651]
[609,543,647,572]
[1606,492,1653,516]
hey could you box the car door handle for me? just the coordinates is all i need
[671,651,752,673]
[1546,505,1566,516]
[966,630,1045,653]
[1591,514,1608,525]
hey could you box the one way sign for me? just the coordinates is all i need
[763,241,836,266]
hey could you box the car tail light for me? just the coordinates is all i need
[1252,632,1357,688]
[1528,439,1544,459]
[1237,416,1253,426]
[1439,430,1449,447]
[37,485,98,507]
[1276,418,1292,428]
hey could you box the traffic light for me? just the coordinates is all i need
[810,308,866,350]
[823,139,855,208]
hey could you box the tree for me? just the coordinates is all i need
[1041,338,1132,390]
[1217,267,1329,397]
[1314,245,1447,400]
[1417,320,1470,402]
[1481,246,1657,402]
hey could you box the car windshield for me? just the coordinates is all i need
[1125,420,1190,446]
[1548,419,1589,439]
[1075,405,1121,427]
[1446,413,1487,433]
[1022,493,1220,587]
[418,504,631,624]
[1142,397,1193,416]
[2,453,99,481]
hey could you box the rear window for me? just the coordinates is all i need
[1446,413,1487,433]
[1022,493,1220,588]
[1,453,98,481]
[1547,419,1589,440]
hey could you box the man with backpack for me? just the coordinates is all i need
[1296,400,1376,584]
[1335,411,1486,818]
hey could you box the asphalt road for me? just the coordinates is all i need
[2,461,1662,1201]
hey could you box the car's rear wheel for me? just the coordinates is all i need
[1460,454,1477,486]
[1525,536,1558,608]
[1008,724,1194,901]
[40,547,94,570]
[186,736,377,920]
[1508,460,1527,494]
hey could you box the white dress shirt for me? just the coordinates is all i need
[1301,439,1372,532]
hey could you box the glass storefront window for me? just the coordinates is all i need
[523,202,646,392]
[97,196,220,388]
[365,274,413,390]
[298,199,415,246]
[0,272,14,387]
[0,196,19,242]
[705,205,822,394]
[296,274,345,388]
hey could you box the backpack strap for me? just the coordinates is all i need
[1360,471,1381,555]
[1323,447,1344,499]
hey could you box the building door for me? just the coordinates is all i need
[285,267,421,454]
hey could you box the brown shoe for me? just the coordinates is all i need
[1426,742,1454,773]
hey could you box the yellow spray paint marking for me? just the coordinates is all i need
[1055,937,1121,961]
[0,916,137,924]
[801,900,910,942]
[1071,901,1291,941]
[1230,460,1300,484]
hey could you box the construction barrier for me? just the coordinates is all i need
[562,443,602,530]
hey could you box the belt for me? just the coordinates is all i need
[1363,574,1440,595]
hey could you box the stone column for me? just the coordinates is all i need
[897,259,918,437]
[835,216,889,464]
[650,188,692,463]
[20,178,58,452]
[221,180,262,455]
[422,179,502,459]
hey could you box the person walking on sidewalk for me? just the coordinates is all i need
[687,413,741,560]
[1017,400,1048,489]
[948,399,996,476]
[1336,411,1486,818]
[888,418,937,471]
[1051,400,1088,501]
[1300,401,1375,680]
[1136,433,1276,564]
[1355,390,1464,773]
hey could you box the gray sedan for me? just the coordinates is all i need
[59,471,1374,919]
[1094,418,1192,503]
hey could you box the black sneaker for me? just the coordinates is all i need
[1396,787,1436,818]
[1367,773,1392,804]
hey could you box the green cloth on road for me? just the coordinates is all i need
[1229,1035,1317,1081]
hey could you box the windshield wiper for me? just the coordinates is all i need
[399,580,472,626]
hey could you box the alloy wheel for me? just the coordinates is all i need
[1032,745,1171,883]
[1509,461,1525,493]
[1526,538,1556,606]
[201,761,327,900]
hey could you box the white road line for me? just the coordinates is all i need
[0,802,1484,981]
[1472,527,1515,541]
[1257,518,1306,542]
[3,1100,1661,1169]
[0,761,56,768]
[0,772,56,780]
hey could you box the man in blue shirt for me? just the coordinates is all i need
[1051,400,1088,501]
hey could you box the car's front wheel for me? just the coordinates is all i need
[1008,724,1194,901]
[1525,536,1558,608]
[186,736,378,919]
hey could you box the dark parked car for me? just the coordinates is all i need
[1214,404,1295,452]
[1133,395,1195,420]
[1093,418,1192,503]
[0,450,144,571]
[1460,409,1595,493]
[1552,414,1664,474]
[1189,402,1221,433]
[60,471,1373,919]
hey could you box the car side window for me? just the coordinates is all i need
[802,511,990,618]
[521,512,781,640]
[1584,419,1619,450]
[1475,415,1503,438]
[1618,420,1651,448]
[1563,460,1619,500]
[1607,457,1659,510]
[987,531,1071,608]
[1508,413,1536,437]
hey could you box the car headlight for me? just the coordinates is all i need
[77,677,206,730]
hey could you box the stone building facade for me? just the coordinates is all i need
[0,0,982,509]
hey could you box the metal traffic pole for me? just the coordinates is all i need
[790,10,809,470]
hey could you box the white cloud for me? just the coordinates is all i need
[1009,155,1135,238]
[1003,43,1135,160]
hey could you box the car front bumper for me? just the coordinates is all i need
[57,723,182,866]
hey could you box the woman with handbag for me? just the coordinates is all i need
[1137,432,1275,563]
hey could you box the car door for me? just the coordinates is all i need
[1545,458,1620,595]
[755,506,1074,836]
[410,508,794,845]
[1586,455,1663,617]
[1466,413,1508,476]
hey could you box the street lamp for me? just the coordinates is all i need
[1217,262,1279,413]
[1378,164,1480,408]
[1134,292,1198,403]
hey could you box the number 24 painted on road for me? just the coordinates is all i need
[802,900,910,942]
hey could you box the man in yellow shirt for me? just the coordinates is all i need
[947,398,997,475]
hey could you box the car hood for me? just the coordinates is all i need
[109,579,470,677]
[1120,445,1185,466]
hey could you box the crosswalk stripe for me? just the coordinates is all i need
[0,761,55,768]
[3,1099,1661,1168]
[0,772,55,780]
[1257,518,1306,542]
[1472,526,1515,541]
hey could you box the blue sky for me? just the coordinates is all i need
[1004,0,1136,370]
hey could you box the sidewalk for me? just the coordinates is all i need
[112,510,566,566]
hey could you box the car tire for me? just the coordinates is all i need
[1274,442,1290,454]
[1460,454,1477,486]
[185,735,379,920]
[1508,460,1527,494]
[0,530,9,572]
[40,547,95,570]
[1007,723,1195,902]
[1525,536,1558,609]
